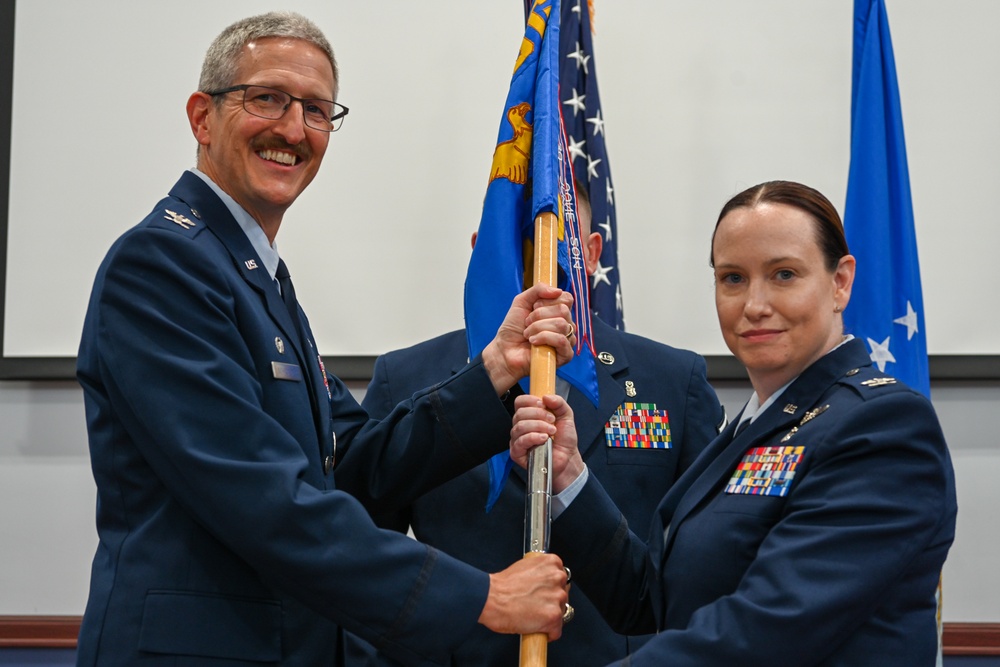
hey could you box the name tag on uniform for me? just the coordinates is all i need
[272,361,303,382]
[605,402,672,449]
[725,445,804,497]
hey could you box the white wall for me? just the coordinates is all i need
[5,0,1000,359]
[0,382,93,613]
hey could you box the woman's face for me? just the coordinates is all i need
[712,203,854,400]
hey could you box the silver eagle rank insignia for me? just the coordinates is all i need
[164,209,196,230]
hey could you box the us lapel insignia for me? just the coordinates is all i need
[783,404,798,414]
[598,351,615,365]
[275,337,285,354]
[245,259,259,270]
[164,209,195,229]
[861,377,897,387]
[605,402,672,449]
[625,380,637,397]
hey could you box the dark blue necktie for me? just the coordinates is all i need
[275,259,301,335]
[275,258,316,382]
[275,258,323,419]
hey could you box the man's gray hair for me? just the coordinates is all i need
[199,11,338,97]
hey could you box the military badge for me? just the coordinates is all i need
[725,445,805,497]
[164,209,195,229]
[781,404,830,442]
[605,402,671,449]
[861,377,897,387]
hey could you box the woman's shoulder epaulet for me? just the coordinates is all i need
[837,365,913,400]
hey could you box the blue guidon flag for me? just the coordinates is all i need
[465,0,599,511]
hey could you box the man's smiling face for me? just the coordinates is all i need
[191,36,335,238]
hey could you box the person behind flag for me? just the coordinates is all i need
[75,11,579,666]
[511,181,957,666]
[345,184,724,667]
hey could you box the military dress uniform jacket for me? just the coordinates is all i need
[76,172,521,667]
[551,338,957,667]
[350,318,725,666]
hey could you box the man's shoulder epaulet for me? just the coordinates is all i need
[144,200,208,238]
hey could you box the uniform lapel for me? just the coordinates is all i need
[643,420,745,625]
[662,407,796,554]
[659,341,871,559]
[168,173,302,353]
[573,320,627,462]
[168,172,328,439]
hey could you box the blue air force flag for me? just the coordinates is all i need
[843,0,930,398]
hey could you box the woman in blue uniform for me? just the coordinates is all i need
[511,180,957,666]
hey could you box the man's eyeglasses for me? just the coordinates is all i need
[206,84,349,132]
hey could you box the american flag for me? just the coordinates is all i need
[530,0,623,329]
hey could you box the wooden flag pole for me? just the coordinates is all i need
[520,211,559,667]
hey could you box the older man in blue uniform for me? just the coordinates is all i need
[350,187,725,666]
[76,12,575,666]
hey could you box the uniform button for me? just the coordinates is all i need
[323,455,335,474]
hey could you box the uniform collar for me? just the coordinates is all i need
[188,168,280,281]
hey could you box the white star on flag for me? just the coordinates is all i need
[587,109,605,136]
[867,336,896,372]
[563,88,586,116]
[591,260,613,288]
[567,136,586,163]
[599,216,612,242]
[567,42,590,74]
[586,154,602,179]
[893,300,919,340]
